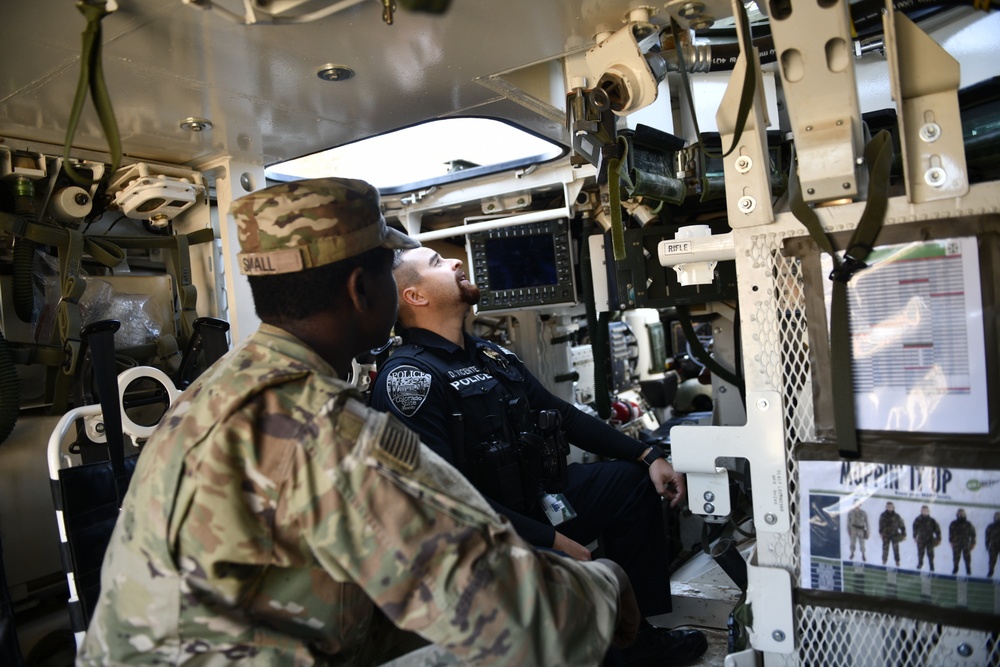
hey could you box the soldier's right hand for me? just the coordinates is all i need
[595,558,640,648]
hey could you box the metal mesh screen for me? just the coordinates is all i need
[748,227,998,666]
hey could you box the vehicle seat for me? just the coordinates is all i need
[46,365,180,649]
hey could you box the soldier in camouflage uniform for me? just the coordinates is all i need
[949,508,977,576]
[879,502,906,567]
[78,177,641,666]
[912,505,941,571]
[847,504,869,562]
[986,511,1000,578]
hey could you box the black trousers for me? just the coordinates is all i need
[540,460,672,617]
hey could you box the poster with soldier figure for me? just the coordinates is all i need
[800,461,1000,615]
[987,512,1000,578]
[912,505,941,572]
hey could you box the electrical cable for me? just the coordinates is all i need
[676,304,745,397]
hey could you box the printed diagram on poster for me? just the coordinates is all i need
[822,236,989,434]
[800,461,1000,615]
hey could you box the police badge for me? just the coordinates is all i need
[386,365,432,416]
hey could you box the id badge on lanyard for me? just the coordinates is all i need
[541,492,577,526]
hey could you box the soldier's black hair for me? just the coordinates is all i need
[249,246,393,320]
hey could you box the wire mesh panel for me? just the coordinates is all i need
[744,184,1000,666]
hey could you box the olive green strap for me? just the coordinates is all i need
[670,2,756,160]
[789,130,894,459]
[607,136,629,261]
[64,1,122,186]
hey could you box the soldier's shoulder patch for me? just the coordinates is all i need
[385,365,432,417]
[374,413,420,473]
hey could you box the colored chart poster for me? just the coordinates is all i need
[799,460,1000,614]
[822,237,989,433]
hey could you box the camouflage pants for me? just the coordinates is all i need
[848,530,866,558]
[952,546,972,575]
[882,539,900,565]
[990,547,999,576]
[916,542,935,570]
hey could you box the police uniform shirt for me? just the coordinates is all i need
[370,327,646,547]
[79,324,623,666]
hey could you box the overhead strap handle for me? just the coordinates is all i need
[789,130,894,459]
[670,2,756,160]
[63,1,122,186]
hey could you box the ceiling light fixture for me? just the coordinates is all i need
[317,64,355,81]
[180,117,213,132]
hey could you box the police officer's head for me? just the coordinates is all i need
[957,508,966,519]
[231,177,418,325]
[392,246,480,329]
[886,502,895,512]
[921,506,929,516]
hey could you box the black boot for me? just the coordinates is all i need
[619,620,708,666]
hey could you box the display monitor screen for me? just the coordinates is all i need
[484,235,558,290]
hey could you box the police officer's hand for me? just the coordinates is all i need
[553,531,592,561]
[594,558,640,648]
[650,459,686,508]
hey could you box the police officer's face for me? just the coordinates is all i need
[413,248,480,306]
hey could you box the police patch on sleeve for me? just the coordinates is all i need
[385,365,432,416]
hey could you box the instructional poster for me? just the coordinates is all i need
[799,461,1000,614]
[822,236,989,433]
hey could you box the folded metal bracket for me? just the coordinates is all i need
[883,1,968,203]
[671,390,789,533]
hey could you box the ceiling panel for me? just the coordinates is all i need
[1,0,648,168]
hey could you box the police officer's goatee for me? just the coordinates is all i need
[460,282,481,305]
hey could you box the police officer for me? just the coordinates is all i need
[879,502,906,567]
[950,508,977,576]
[912,505,941,571]
[847,504,870,562]
[986,511,1000,578]
[371,247,709,666]
[79,178,641,666]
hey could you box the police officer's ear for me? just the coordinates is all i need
[400,284,428,308]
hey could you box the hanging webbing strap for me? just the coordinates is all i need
[64,1,122,186]
[788,130,894,458]
[607,136,629,261]
[670,3,756,161]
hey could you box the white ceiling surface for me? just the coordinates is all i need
[2,2,999,174]
[0,0,643,170]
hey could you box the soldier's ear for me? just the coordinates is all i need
[346,266,370,311]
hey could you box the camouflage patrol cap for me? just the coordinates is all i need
[232,177,419,276]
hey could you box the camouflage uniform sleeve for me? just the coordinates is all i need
[292,396,620,666]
